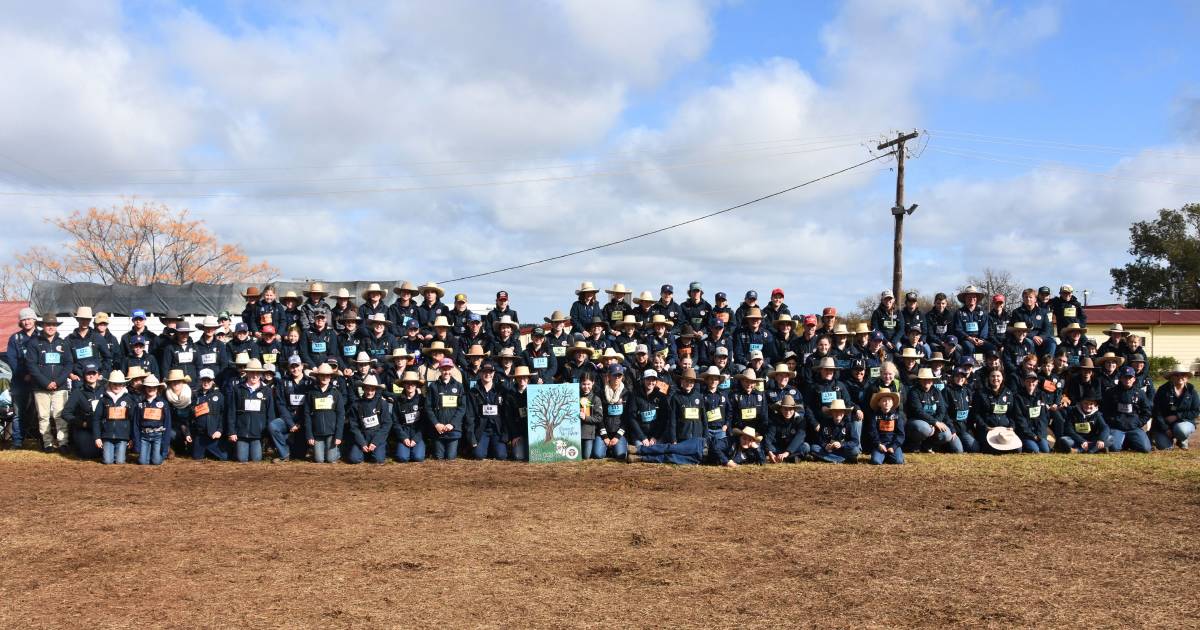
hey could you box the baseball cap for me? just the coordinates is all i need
[954,365,971,375]
[906,323,922,333]
[1119,366,1136,377]
[407,320,420,330]
[715,292,727,301]
[1022,370,1039,381]
[218,311,231,321]
[803,314,818,326]
[455,293,468,303]
[130,309,147,320]
[261,325,276,335]
[945,335,958,345]
[1059,284,1074,294]
[822,307,837,317]
[530,326,545,337]
[880,290,894,299]
[714,347,730,357]
[771,288,784,298]
[288,355,303,366]
[130,335,146,346]
[957,356,976,367]
[199,368,216,380]
[635,344,649,355]
[467,312,481,323]
[660,284,674,294]
[496,290,508,300]
[438,358,455,369]
[745,290,757,300]
[870,331,886,342]
[850,359,866,371]
[1038,286,1051,295]
[643,369,658,379]
[992,294,1006,303]
[749,349,764,360]
[607,364,625,376]
[905,292,918,302]
[688,281,702,293]
[81,361,99,373]
[234,323,248,332]
[480,362,496,372]
[708,319,725,329]
[18,307,36,321]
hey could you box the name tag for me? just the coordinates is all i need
[935,325,948,334]
[343,345,357,356]
[177,351,194,363]
[442,395,458,408]
[405,411,418,424]
[869,367,881,379]
[749,343,763,352]
[1063,307,1076,318]
[641,410,656,422]
[1029,406,1042,418]
[74,346,94,360]
[955,409,969,421]
[482,404,498,416]
[244,399,262,412]
[45,352,61,365]
[310,342,327,353]
[532,357,548,369]
[965,322,979,333]
[260,313,273,325]
[201,352,217,364]
[684,407,700,420]
[878,419,895,432]
[691,317,702,325]
[314,396,334,411]
[706,409,722,422]
[922,403,937,414]
[1118,403,1133,414]
[362,414,379,428]
[719,379,730,390]
[1074,421,1091,433]
[194,402,210,416]
[992,403,1007,414]
[107,406,127,420]
[820,391,836,404]
[552,346,566,357]
[883,319,895,329]
[142,407,163,421]
[934,383,945,391]
[623,342,637,354]
[606,403,623,416]
[611,311,624,321]
[289,394,304,406]
[740,407,757,420]
[590,349,602,360]
[995,323,1006,334]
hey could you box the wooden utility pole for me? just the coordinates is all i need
[877,131,919,299]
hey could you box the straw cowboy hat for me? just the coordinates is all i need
[898,347,923,361]
[418,281,445,298]
[914,367,937,381]
[816,357,838,371]
[313,363,337,376]
[599,347,623,361]
[1104,323,1126,335]
[734,368,762,384]
[1060,322,1087,335]
[643,314,673,329]
[635,290,655,303]
[831,324,851,336]
[957,285,985,303]
[431,315,452,329]
[742,307,764,320]
[869,388,901,411]
[125,366,148,381]
[164,369,192,384]
[773,394,801,410]
[280,290,301,304]
[352,351,375,365]
[423,341,454,356]
[243,359,271,373]
[463,344,487,359]
[1094,352,1125,368]
[925,352,948,365]
[335,287,353,299]
[492,315,519,332]
[512,365,532,378]
[74,306,94,320]
[853,322,870,335]
[567,341,591,356]
[544,310,569,323]
[338,310,360,322]
[825,398,849,414]
[616,315,640,330]
[366,313,388,325]
[575,281,599,295]
[732,426,764,443]
[361,283,386,300]
[107,370,128,384]
[360,374,381,388]
[303,282,329,297]
[768,363,796,379]
[986,427,1022,452]
[773,315,795,328]
[1163,367,1195,379]
[142,374,164,389]
[400,370,423,385]
[1008,321,1029,332]
[198,315,220,330]
[389,347,413,360]
[242,286,262,299]
[393,281,419,296]
[494,347,519,360]
[604,283,631,296]
[701,366,725,381]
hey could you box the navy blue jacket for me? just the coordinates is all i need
[864,409,906,449]
[93,390,136,441]
[348,394,390,449]
[1101,384,1151,432]
[26,333,71,390]
[425,378,466,437]
[303,384,346,440]
[953,307,990,343]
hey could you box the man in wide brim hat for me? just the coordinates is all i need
[604,283,631,296]
[393,281,419,296]
[1094,352,1125,368]
[303,282,329,298]
[418,281,445,299]
[575,281,598,295]
[361,283,387,300]
[957,285,986,303]
[544,310,569,323]
[492,315,519,333]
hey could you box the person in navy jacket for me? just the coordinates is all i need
[135,374,171,465]
[27,314,72,453]
[1059,395,1109,453]
[425,358,466,460]
[346,375,390,464]
[1151,368,1199,450]
[1102,366,1153,453]
[93,370,135,465]
[953,286,990,355]
[390,370,427,462]
[226,359,283,463]
[865,388,905,465]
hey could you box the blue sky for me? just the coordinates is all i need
[2,0,1199,316]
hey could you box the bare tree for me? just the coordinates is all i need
[962,268,1023,307]
[528,386,578,444]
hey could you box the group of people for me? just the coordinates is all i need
[1,279,1195,466]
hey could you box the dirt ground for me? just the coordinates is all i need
[0,450,1196,629]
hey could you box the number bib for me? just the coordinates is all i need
[607,404,623,416]
[310,342,327,353]
[992,403,1007,414]
[640,410,656,422]
[820,391,836,404]
[878,419,895,432]
[1029,406,1042,418]
[404,411,418,424]
[289,394,305,406]
[361,414,379,429]
[532,357,548,369]
[74,346,93,360]
[684,407,700,420]
[201,352,218,364]
[1118,403,1133,414]
[706,409,722,422]
[177,351,194,364]
[442,395,458,408]
[44,352,61,365]
[1074,421,1091,433]
[314,396,334,411]
[343,345,357,356]
[482,404,499,416]
[965,322,979,333]
[1063,307,1076,318]
[142,406,163,421]
[869,367,881,379]
[740,407,757,420]
[552,346,566,357]
[244,399,262,412]
[623,342,637,354]
[955,409,969,421]
[107,406,127,420]
[194,402,210,417]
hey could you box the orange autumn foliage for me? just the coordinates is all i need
[0,200,276,299]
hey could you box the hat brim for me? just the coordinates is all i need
[986,428,1022,451]
[361,288,386,299]
[419,286,445,298]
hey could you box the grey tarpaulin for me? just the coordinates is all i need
[28,281,408,317]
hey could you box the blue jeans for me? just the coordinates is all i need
[139,432,165,465]
[582,438,596,460]
[633,438,704,465]
[191,430,228,461]
[9,382,30,445]
[958,430,979,453]
[394,438,426,462]
[593,436,628,459]
[1151,421,1195,450]
[1034,336,1057,359]
[1109,428,1151,453]
[434,438,459,460]
[812,443,861,463]
[235,439,263,462]
[869,446,904,465]
[312,436,339,463]
[267,418,299,460]
[347,443,387,464]
[472,432,509,460]
[1021,437,1051,453]
[1057,435,1109,453]
[101,439,127,464]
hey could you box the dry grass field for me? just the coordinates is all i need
[0,450,1196,629]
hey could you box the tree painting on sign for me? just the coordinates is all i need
[526,384,582,462]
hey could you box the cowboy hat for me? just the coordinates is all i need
[164,369,192,384]
[360,374,381,388]
[774,394,801,410]
[242,286,262,299]
[567,341,591,356]
[616,315,640,329]
[431,315,452,329]
[677,368,698,382]
[1104,323,1126,335]
[767,363,796,379]
[544,310,569,323]
[389,347,413,360]
[335,288,352,299]
[634,290,655,303]
[825,398,849,414]
[643,314,673,328]
[1163,367,1195,378]
[701,366,725,380]
[361,283,386,300]
[107,370,128,384]
[869,388,901,411]
[914,367,937,381]
[732,426,764,442]
[773,315,795,328]
[418,281,445,298]
[463,344,487,359]
[604,283,631,296]
[393,281,419,296]
[512,365,532,378]
[831,324,850,336]
[366,313,388,325]
[280,290,301,304]
[423,341,453,356]
[313,363,337,376]
[898,347,923,360]
[197,315,220,330]
[957,285,985,302]
[303,282,329,297]
[492,315,519,332]
[232,353,251,367]
[1008,321,1029,332]
[338,310,361,322]
[925,352,948,365]
[242,359,271,373]
[74,306,94,320]
[352,351,375,365]
[1094,352,1125,367]
[853,322,870,335]
[125,366,148,381]
[599,347,623,361]
[38,313,60,326]
[400,370,423,385]
[742,307,764,320]
[575,281,599,295]
[734,368,762,383]
[142,374,164,389]
[816,357,838,371]
[494,347,518,360]
[986,427,1022,452]
[1060,322,1087,334]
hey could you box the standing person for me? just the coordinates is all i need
[1151,368,1199,450]
[5,306,37,448]
[163,369,193,459]
[578,372,603,459]
[1010,288,1056,359]
[303,364,346,463]
[679,282,712,331]
[358,283,390,326]
[415,282,450,340]
[136,375,171,466]
[870,291,902,351]
[466,363,508,460]
[650,284,684,333]
[483,290,519,339]
[64,307,109,380]
[226,359,279,463]
[249,285,287,336]
[504,366,533,460]
[425,358,466,459]
[865,388,905,465]
[27,314,72,453]
[120,309,156,359]
[569,282,602,337]
[1049,284,1087,337]
[330,288,356,334]
[93,370,135,465]
[346,374,390,464]
[601,283,632,326]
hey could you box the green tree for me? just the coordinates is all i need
[1111,204,1200,308]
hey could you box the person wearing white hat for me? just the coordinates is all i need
[865,389,905,465]
[810,399,860,463]
[227,359,281,463]
[161,321,200,385]
[361,313,398,364]
[93,370,135,464]
[346,374,390,464]
[415,282,450,341]
[426,358,466,460]
[971,368,1019,454]
[953,285,990,356]
[569,282,602,338]
[386,281,419,334]
[699,365,733,465]
[904,368,960,454]
[1049,284,1087,338]
[726,425,767,466]
[301,363,346,463]
[5,306,39,448]
[330,288,357,334]
[390,370,427,463]
[488,315,522,358]
[187,368,228,461]
[299,282,332,332]
[64,306,110,382]
[733,308,772,368]
[602,283,632,325]
[357,283,389,326]
[279,291,303,332]
[135,374,171,465]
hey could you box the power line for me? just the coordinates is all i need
[926,146,1200,190]
[927,129,1200,160]
[438,152,894,284]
